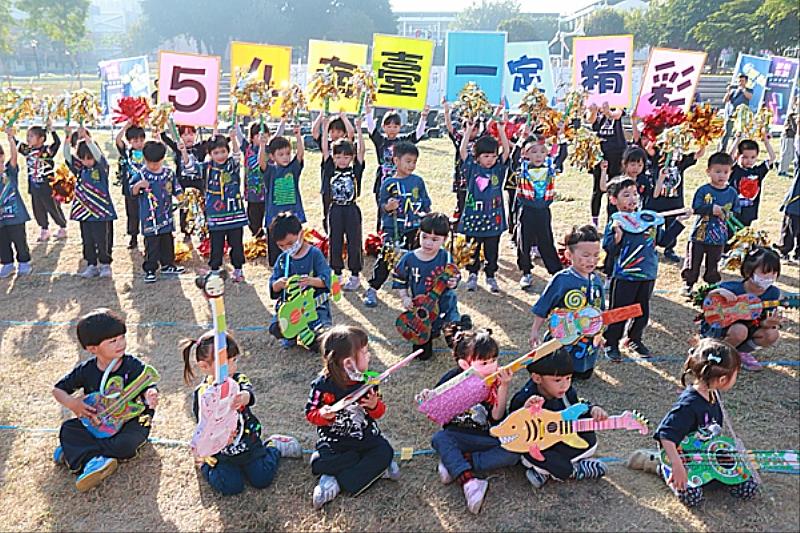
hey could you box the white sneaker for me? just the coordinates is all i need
[54,227,67,240]
[531,246,540,259]
[312,474,340,510]
[79,265,100,278]
[382,460,401,481]
[466,273,478,291]
[519,273,533,289]
[267,434,302,458]
[0,264,14,278]
[98,264,112,278]
[486,277,500,293]
[463,478,488,514]
[526,468,550,489]
[437,461,454,484]
[17,262,32,275]
[38,229,50,242]
[342,275,361,291]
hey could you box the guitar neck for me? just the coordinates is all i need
[485,339,562,386]
[210,297,229,385]
[100,366,159,416]
[573,414,628,433]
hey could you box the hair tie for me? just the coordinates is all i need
[707,353,722,364]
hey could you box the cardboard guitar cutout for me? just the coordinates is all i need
[548,303,643,345]
[396,263,460,345]
[611,207,690,234]
[81,364,160,438]
[190,271,241,457]
[277,274,341,347]
[702,292,800,328]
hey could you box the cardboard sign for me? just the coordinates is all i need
[446,31,506,102]
[572,35,634,108]
[230,41,292,118]
[731,53,771,112]
[504,41,555,109]
[98,55,150,117]
[157,51,221,126]
[372,34,434,111]
[307,39,368,113]
[635,48,706,117]
[765,56,799,126]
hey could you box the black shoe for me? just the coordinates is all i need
[460,314,473,331]
[625,339,651,357]
[605,346,623,362]
[160,265,185,275]
[663,249,681,263]
[144,271,157,283]
[127,236,138,249]
[415,341,434,361]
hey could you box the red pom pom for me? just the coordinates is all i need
[641,105,686,142]
[322,392,336,405]
[304,228,330,258]
[364,232,384,257]
[113,96,151,127]
[487,120,523,141]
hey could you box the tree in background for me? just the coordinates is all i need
[583,8,627,37]
[497,15,558,42]
[692,0,763,66]
[755,0,800,55]
[453,0,521,31]
[0,0,11,55]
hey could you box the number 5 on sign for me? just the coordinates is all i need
[158,51,221,126]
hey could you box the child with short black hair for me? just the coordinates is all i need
[654,338,753,507]
[530,225,605,380]
[16,123,67,241]
[195,131,247,282]
[305,325,400,509]
[0,128,31,278]
[700,247,784,371]
[66,127,117,278]
[728,134,776,226]
[52,308,159,492]
[588,102,626,226]
[131,141,185,283]
[393,212,469,360]
[681,152,740,296]
[512,135,563,289]
[602,178,659,360]
[160,124,211,239]
[180,330,301,496]
[264,125,305,265]
[364,141,431,308]
[321,115,365,291]
[115,122,147,249]
[442,98,482,218]
[508,348,609,488]
[312,112,353,232]
[268,212,334,350]
[459,115,511,294]
[425,328,517,514]
[237,121,284,238]
[365,102,429,230]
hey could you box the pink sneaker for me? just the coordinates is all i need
[463,478,488,514]
[54,227,67,240]
[38,229,50,242]
[740,352,763,372]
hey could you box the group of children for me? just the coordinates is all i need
[10,96,792,512]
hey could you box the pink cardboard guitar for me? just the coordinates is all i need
[190,271,240,457]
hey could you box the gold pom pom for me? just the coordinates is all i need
[69,89,101,125]
[719,226,771,272]
[454,82,493,123]
[50,164,76,203]
[568,128,603,171]
[279,84,307,121]
[308,66,340,111]
[731,104,771,139]
[149,102,175,133]
[174,241,192,264]
[686,103,724,147]
[244,237,267,260]
[344,68,377,113]
[446,234,481,269]
[519,87,549,118]
[0,90,36,127]
[231,69,274,117]
[656,122,693,156]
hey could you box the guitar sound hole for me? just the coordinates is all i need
[641,213,655,223]
[546,422,558,433]
[416,309,429,320]
[716,450,736,470]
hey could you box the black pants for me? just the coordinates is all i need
[455,189,467,218]
[328,203,363,275]
[368,230,418,290]
[79,221,111,266]
[554,143,568,173]
[604,278,655,348]
[59,417,150,473]
[0,223,31,264]
[266,228,283,267]
[523,437,597,480]
[143,233,175,273]
[124,195,140,237]
[738,206,757,227]
[247,201,265,238]
[659,216,684,252]
[779,214,800,258]
[591,154,622,218]
[681,241,723,286]
[209,227,245,270]
[311,437,394,495]
[322,192,331,233]
[507,189,517,236]
[516,206,562,275]
[30,190,67,229]
[466,235,500,277]
[374,191,383,232]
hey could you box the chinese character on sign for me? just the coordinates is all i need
[377,51,423,97]
[580,49,625,94]
[773,60,792,78]
[648,61,695,107]
[319,56,357,86]
[507,55,543,92]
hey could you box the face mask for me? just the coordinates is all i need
[286,236,303,256]
[343,358,363,382]
[751,274,776,290]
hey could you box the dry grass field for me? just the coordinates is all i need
[0,121,797,531]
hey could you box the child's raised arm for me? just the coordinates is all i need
[364,100,376,134]
[115,121,129,151]
[229,124,241,156]
[257,132,268,171]
[5,128,18,168]
[598,160,610,192]
[320,115,330,160]
[310,112,323,141]
[340,111,355,142]
[294,124,304,163]
[441,97,454,136]
[763,130,776,166]
[653,167,666,198]
[415,105,429,140]
[459,121,474,162]
[355,117,365,164]
[498,111,511,164]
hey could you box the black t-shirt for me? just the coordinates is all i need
[646,152,697,211]
[592,112,627,156]
[437,367,502,435]
[654,387,723,445]
[54,354,156,418]
[325,160,364,204]
[729,161,770,215]
[305,373,383,446]
[160,132,210,189]
[370,129,419,194]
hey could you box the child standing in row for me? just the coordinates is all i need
[0,128,31,278]
[66,127,116,279]
[588,102,626,227]
[17,124,68,241]
[654,339,754,507]
[728,134,776,227]
[442,99,481,218]
[321,115,365,291]
[52,308,158,492]
[305,325,400,509]
[265,126,305,266]
[181,330,301,496]
[197,132,247,282]
[364,142,431,308]
[777,134,800,261]
[509,349,609,488]
[312,112,353,232]
[459,120,511,294]
[530,225,605,380]
[130,141,185,283]
[115,122,146,249]
[681,153,741,296]
[161,125,211,240]
[427,329,517,514]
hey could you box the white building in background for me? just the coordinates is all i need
[88,0,142,59]
[559,0,649,32]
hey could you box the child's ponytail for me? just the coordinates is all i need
[179,332,241,385]
[681,338,741,387]
[320,325,369,389]
[179,338,200,384]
